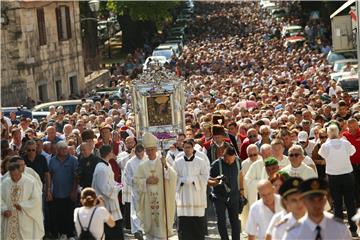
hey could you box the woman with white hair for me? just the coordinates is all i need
[319,124,358,236]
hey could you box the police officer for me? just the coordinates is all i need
[208,146,242,240]
[284,178,352,240]
[266,177,306,240]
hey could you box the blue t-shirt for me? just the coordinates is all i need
[49,155,78,198]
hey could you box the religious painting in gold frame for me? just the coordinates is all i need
[146,95,172,126]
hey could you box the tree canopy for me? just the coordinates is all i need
[106,1,180,28]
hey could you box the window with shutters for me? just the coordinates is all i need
[55,5,72,41]
[37,8,46,45]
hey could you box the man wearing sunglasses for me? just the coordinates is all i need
[281,145,317,180]
[23,140,51,199]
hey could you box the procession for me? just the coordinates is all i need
[2,0,360,240]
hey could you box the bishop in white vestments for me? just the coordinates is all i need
[173,139,209,240]
[134,132,177,240]
[1,162,44,240]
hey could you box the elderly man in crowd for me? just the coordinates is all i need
[282,145,317,180]
[3,1,360,239]
[245,179,283,240]
[319,124,358,236]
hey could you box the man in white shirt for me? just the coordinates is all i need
[173,139,209,240]
[318,124,358,236]
[124,144,147,239]
[271,139,289,169]
[282,145,317,180]
[245,179,283,240]
[92,145,124,240]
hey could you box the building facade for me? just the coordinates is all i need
[1,1,85,106]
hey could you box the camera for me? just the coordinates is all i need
[216,175,226,181]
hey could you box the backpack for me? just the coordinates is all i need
[77,207,97,240]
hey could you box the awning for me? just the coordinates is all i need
[330,0,356,19]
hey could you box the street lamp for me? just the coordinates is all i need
[89,0,100,13]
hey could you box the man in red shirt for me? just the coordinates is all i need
[239,128,259,160]
[343,118,360,207]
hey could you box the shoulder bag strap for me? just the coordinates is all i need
[87,207,98,230]
[218,158,223,175]
[77,209,84,231]
[236,158,240,190]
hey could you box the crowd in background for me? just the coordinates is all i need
[1,1,360,239]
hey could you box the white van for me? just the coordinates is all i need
[32,99,93,114]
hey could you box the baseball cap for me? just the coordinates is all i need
[298,131,308,142]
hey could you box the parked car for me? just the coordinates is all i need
[281,25,303,38]
[330,71,353,82]
[89,87,123,103]
[143,56,168,70]
[1,106,32,119]
[32,99,93,114]
[157,43,181,58]
[283,35,306,48]
[152,46,176,61]
[165,39,184,49]
[326,50,356,64]
[333,59,358,72]
[262,2,277,12]
[32,111,49,121]
[271,8,286,20]
[337,75,359,99]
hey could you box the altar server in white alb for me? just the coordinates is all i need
[92,144,124,240]
[1,162,44,240]
[124,143,147,239]
[133,132,177,240]
[173,139,210,240]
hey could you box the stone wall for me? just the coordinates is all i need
[1,1,85,107]
[84,69,111,92]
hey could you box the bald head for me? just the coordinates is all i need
[125,136,136,150]
[257,179,275,206]
[257,179,273,191]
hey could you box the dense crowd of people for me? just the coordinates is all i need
[1,1,360,240]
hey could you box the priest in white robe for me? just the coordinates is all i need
[134,132,177,240]
[2,156,43,191]
[173,139,209,240]
[92,144,124,239]
[124,144,147,238]
[1,162,44,240]
[244,158,268,207]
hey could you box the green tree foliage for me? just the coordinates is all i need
[107,1,179,28]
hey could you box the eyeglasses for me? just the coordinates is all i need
[248,153,258,157]
[27,149,36,152]
[248,135,257,138]
[261,132,270,135]
[289,153,301,158]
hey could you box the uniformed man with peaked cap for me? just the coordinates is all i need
[284,178,353,240]
[266,177,306,240]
